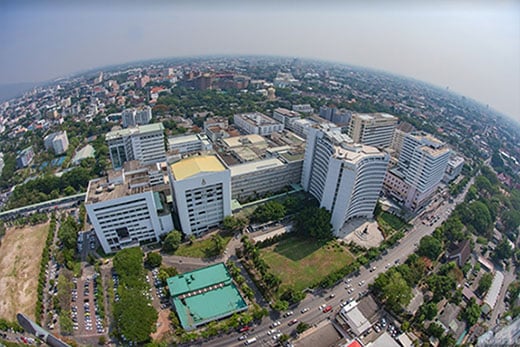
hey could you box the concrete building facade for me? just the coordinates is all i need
[302,125,389,235]
[230,157,303,202]
[44,131,69,155]
[233,112,284,136]
[106,123,165,169]
[168,134,212,156]
[85,162,173,254]
[347,113,398,148]
[169,155,231,236]
[121,106,152,128]
[384,132,450,211]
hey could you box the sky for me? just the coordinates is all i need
[0,0,519,123]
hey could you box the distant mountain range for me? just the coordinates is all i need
[0,82,38,102]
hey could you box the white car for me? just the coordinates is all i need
[301,307,309,313]
[271,321,281,328]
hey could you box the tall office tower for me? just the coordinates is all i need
[384,132,450,211]
[85,161,173,254]
[302,125,389,235]
[347,113,398,148]
[122,106,152,128]
[169,155,231,236]
[390,122,415,158]
[399,132,450,192]
[106,123,166,169]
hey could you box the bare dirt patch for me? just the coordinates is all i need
[151,309,171,341]
[0,222,49,321]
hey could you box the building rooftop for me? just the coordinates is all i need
[235,112,281,126]
[168,134,201,145]
[229,158,284,177]
[222,134,266,148]
[354,112,397,122]
[105,122,164,141]
[85,162,169,204]
[333,143,386,164]
[170,155,226,180]
[166,263,247,330]
[167,263,231,296]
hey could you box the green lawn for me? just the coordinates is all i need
[377,211,408,233]
[175,235,232,258]
[260,236,354,292]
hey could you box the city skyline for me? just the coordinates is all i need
[0,1,519,123]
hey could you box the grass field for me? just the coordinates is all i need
[377,211,408,234]
[175,235,232,258]
[0,222,49,321]
[260,236,354,292]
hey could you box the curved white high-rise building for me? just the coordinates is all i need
[302,125,389,235]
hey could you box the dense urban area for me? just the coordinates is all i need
[0,56,519,347]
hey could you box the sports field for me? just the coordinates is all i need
[260,236,354,292]
[0,222,49,321]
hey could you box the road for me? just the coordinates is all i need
[187,181,474,347]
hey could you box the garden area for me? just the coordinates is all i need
[260,236,354,292]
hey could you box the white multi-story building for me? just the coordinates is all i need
[443,154,465,183]
[169,155,231,236]
[390,122,415,158]
[106,123,165,169]
[292,104,314,114]
[85,161,173,254]
[44,130,69,155]
[230,157,303,202]
[384,132,450,211]
[272,108,300,127]
[399,132,450,192]
[302,125,389,235]
[122,106,152,128]
[347,113,398,148]
[168,134,212,156]
[233,112,284,136]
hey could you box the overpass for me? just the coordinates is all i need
[0,193,86,220]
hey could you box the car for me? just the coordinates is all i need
[267,329,277,335]
[301,307,309,313]
[319,304,326,311]
[359,280,365,286]
[370,266,376,272]
[385,263,391,269]
[323,305,333,313]
[288,319,298,326]
[272,333,282,340]
[238,335,247,341]
[394,259,400,264]
[271,321,281,328]
[239,326,251,333]
[284,311,294,317]
[329,293,335,299]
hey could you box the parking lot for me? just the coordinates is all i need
[71,271,106,337]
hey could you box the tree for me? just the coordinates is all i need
[145,252,162,268]
[162,230,182,253]
[477,273,493,295]
[493,239,513,262]
[222,215,247,232]
[296,322,310,334]
[461,298,481,326]
[417,235,443,260]
[419,302,438,320]
[372,269,412,312]
[251,201,286,223]
[502,210,520,233]
[294,206,333,241]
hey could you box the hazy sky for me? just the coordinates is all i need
[1,0,519,122]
